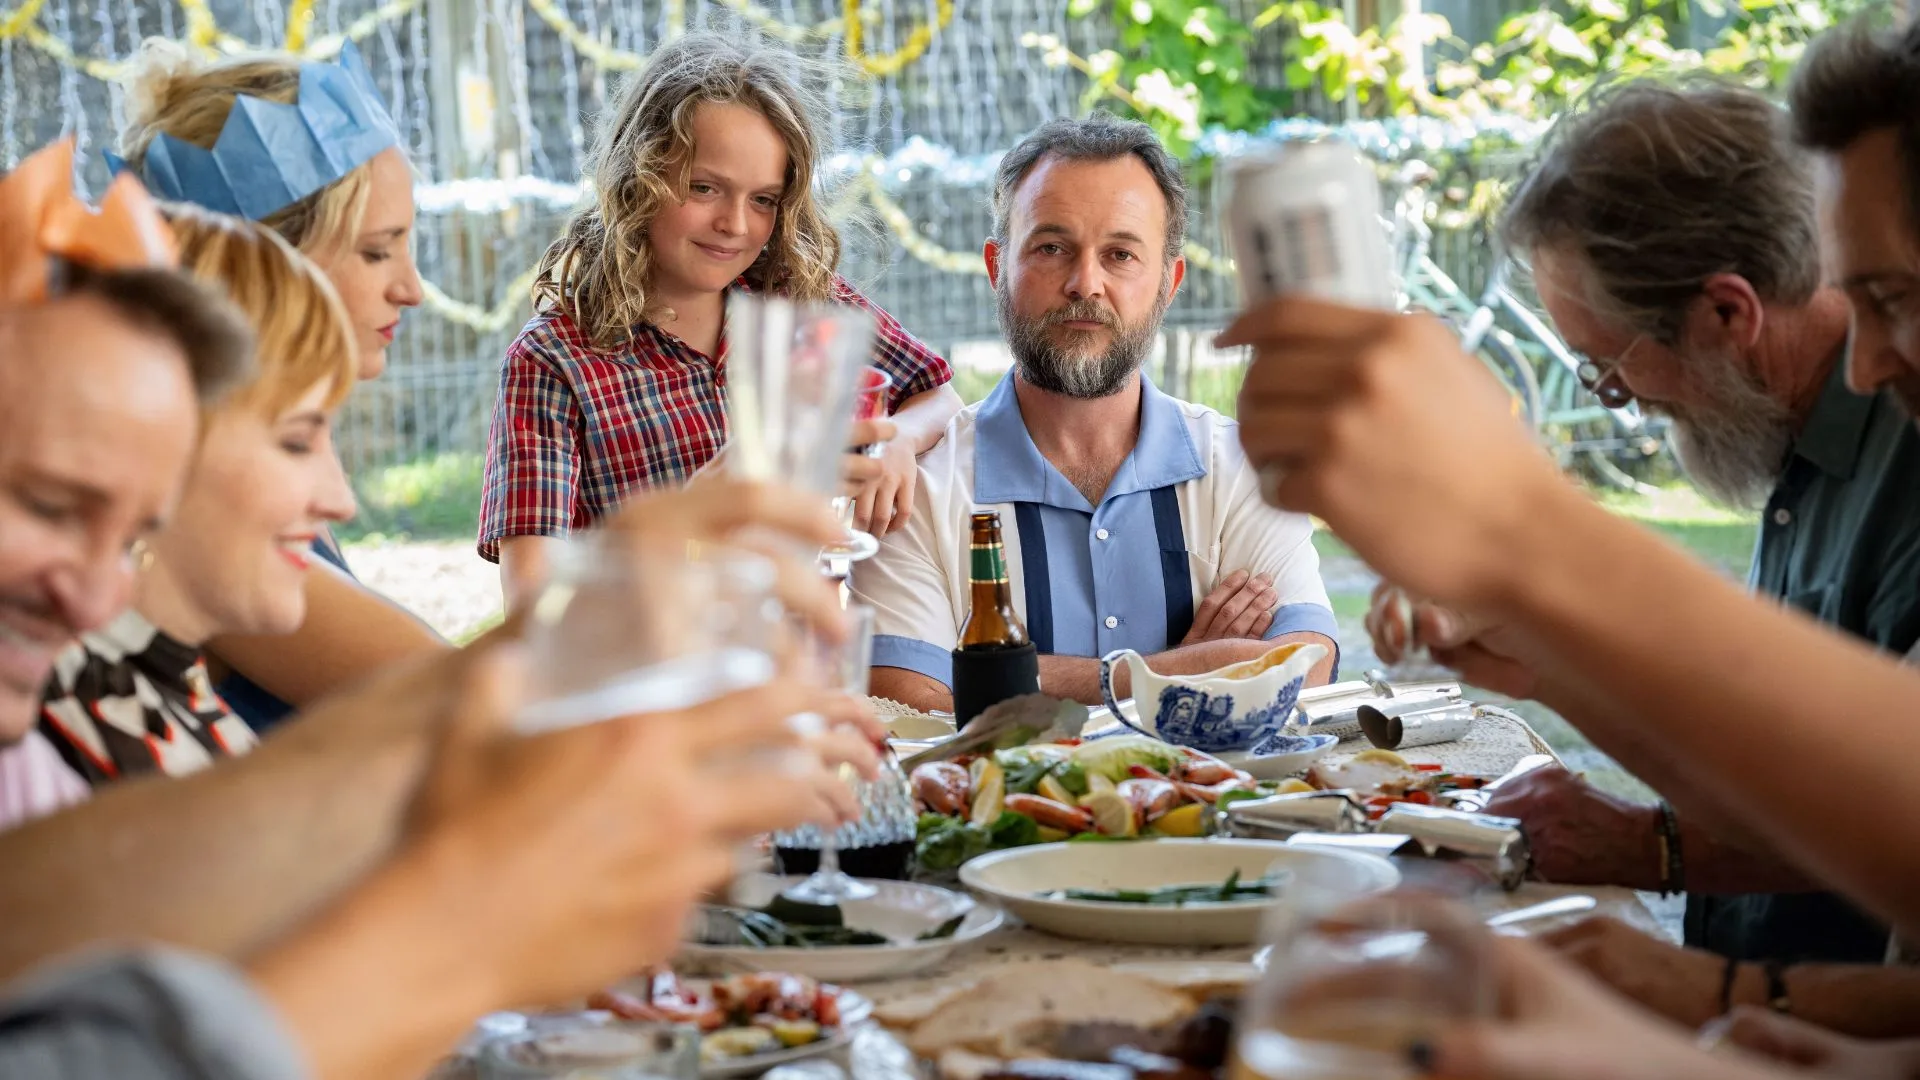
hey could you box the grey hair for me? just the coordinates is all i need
[1789,17,1920,244]
[990,111,1189,264]
[1498,77,1821,343]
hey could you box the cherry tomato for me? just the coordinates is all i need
[1413,764,1444,772]
[1406,790,1434,805]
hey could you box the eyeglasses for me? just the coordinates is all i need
[1575,333,1649,410]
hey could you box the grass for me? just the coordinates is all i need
[338,452,484,545]
[1312,483,1757,580]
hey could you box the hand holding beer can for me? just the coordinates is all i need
[1223,140,1396,312]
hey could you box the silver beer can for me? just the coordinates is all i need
[1223,140,1395,311]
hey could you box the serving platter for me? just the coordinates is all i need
[957,838,1400,946]
[680,876,1003,982]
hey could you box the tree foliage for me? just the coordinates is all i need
[1046,0,1882,155]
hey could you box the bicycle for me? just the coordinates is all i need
[1388,161,1669,492]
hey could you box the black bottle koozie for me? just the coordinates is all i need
[951,643,1040,729]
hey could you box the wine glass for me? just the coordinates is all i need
[820,366,894,564]
[774,606,909,903]
[1239,887,1495,1080]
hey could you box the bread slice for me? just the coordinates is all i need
[904,960,1196,1060]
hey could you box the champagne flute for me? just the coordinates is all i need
[820,366,894,563]
[1236,887,1495,1080]
[723,296,872,509]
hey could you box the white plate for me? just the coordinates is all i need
[702,983,875,1076]
[587,978,875,1080]
[1219,734,1339,780]
[958,838,1400,946]
[679,876,1003,982]
[699,986,873,1080]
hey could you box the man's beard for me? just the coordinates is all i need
[1649,346,1797,510]
[997,279,1170,399]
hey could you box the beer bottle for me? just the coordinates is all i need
[952,511,1039,727]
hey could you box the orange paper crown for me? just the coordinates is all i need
[0,138,177,305]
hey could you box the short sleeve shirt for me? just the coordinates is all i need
[854,373,1337,686]
[476,276,953,561]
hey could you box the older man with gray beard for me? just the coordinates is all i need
[1368,78,1920,975]
[858,113,1339,713]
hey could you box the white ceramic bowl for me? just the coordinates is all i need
[957,838,1400,946]
[678,876,1003,982]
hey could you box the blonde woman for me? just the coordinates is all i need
[37,205,357,786]
[479,31,962,609]
[114,41,440,732]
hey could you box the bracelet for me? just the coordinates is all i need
[1656,801,1685,895]
[1718,955,1741,1015]
[1763,959,1791,1015]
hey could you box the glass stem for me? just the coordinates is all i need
[817,835,845,880]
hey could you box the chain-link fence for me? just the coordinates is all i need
[5,0,1523,485]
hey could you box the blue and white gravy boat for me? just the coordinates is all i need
[1098,642,1328,754]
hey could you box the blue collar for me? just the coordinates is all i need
[972,372,1207,510]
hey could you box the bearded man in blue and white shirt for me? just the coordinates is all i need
[857,113,1339,712]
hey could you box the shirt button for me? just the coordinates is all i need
[1104,615,1119,629]
[1096,528,1111,541]
[1772,508,1793,526]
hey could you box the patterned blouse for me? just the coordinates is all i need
[37,611,259,787]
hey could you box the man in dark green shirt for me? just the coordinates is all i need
[1458,77,1920,965]
[1690,355,1920,962]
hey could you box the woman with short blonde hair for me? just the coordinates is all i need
[38,205,359,786]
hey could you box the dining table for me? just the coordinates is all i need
[434,694,1667,1079]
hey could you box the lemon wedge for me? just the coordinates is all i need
[1081,788,1138,837]
[1152,802,1208,837]
[1349,748,1410,768]
[969,758,1006,826]
[1037,775,1077,806]
[1271,778,1315,795]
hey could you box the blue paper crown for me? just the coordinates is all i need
[106,43,399,222]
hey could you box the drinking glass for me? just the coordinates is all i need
[479,1017,699,1080]
[514,538,786,733]
[774,606,916,901]
[820,366,895,563]
[1236,889,1495,1080]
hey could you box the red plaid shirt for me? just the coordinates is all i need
[477,277,951,561]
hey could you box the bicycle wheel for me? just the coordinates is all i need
[1475,328,1544,431]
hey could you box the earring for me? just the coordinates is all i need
[130,539,154,574]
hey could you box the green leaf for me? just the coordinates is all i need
[989,810,1043,848]
[1067,0,1100,17]
[917,914,968,941]
[1583,0,1628,19]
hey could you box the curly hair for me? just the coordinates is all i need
[533,31,849,349]
[117,39,386,257]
